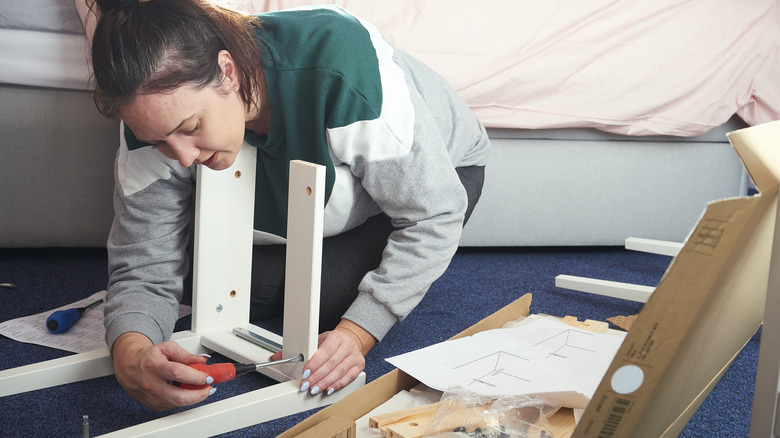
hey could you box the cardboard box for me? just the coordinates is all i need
[280,120,780,438]
[277,293,534,438]
[574,120,780,437]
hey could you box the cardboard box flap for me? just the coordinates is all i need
[728,120,780,194]
[575,120,780,437]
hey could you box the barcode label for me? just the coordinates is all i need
[598,397,632,438]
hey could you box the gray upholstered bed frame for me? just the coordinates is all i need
[0,83,748,248]
[463,118,749,246]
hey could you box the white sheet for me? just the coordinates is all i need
[385,317,625,408]
[0,28,90,90]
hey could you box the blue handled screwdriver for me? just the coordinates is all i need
[46,299,104,334]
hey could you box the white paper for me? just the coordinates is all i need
[0,290,192,354]
[386,318,625,408]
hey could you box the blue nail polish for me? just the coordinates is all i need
[206,376,214,385]
[327,388,335,396]
[300,381,310,392]
[310,386,320,395]
[209,388,217,396]
[302,369,311,379]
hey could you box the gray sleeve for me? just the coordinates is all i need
[104,130,194,351]
[342,139,466,341]
[341,74,483,341]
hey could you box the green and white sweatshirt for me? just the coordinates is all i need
[105,6,490,349]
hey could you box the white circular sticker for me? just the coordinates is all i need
[611,364,644,394]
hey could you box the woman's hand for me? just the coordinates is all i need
[112,332,214,411]
[270,319,375,396]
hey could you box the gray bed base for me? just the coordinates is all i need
[0,84,748,248]
[462,119,749,246]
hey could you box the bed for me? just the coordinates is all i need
[1,0,777,247]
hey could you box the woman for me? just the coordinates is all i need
[81,0,489,411]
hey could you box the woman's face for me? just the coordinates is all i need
[117,51,250,171]
[118,83,247,170]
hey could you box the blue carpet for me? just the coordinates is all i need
[0,247,759,436]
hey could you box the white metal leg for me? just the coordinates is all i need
[555,274,655,303]
[555,237,681,302]
[190,145,257,336]
[99,373,365,438]
[280,161,325,377]
[0,146,364,436]
[0,347,114,397]
[0,329,205,398]
[625,237,683,257]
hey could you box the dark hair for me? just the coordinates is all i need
[88,0,262,119]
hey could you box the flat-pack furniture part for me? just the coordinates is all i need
[0,151,365,437]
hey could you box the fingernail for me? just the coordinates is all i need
[206,376,214,385]
[310,386,320,395]
[300,381,310,392]
[302,369,311,379]
[198,353,211,358]
[209,387,217,396]
[327,387,335,396]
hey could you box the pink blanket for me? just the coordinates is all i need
[252,0,779,136]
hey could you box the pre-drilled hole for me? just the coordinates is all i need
[234,170,242,178]
[306,186,312,196]
[230,290,237,298]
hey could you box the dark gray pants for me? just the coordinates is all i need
[249,165,485,332]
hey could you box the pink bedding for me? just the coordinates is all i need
[252,0,779,136]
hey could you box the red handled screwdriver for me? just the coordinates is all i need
[46,299,104,334]
[179,353,304,390]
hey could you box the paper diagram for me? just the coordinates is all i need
[454,351,531,390]
[386,317,625,401]
[533,328,598,360]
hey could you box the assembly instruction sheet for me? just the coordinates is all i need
[0,290,192,353]
[386,317,625,409]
